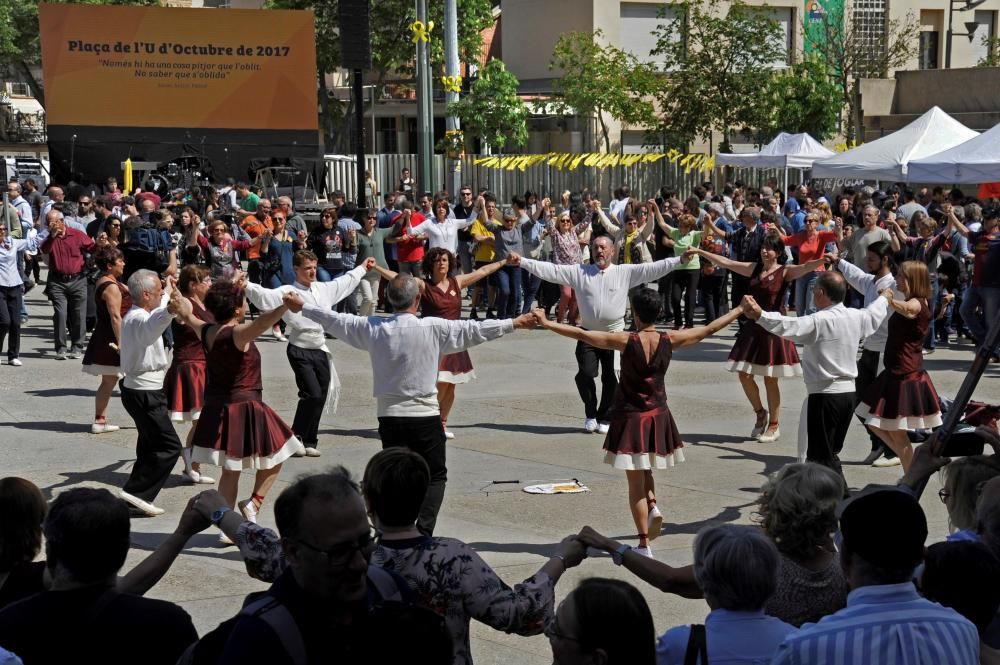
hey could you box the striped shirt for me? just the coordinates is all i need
[771,583,979,665]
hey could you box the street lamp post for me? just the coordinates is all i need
[945,0,985,68]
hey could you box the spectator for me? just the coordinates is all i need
[0,479,47,611]
[919,541,1000,652]
[656,524,795,665]
[940,455,1000,539]
[770,488,980,665]
[39,210,95,359]
[548,578,655,665]
[0,488,198,665]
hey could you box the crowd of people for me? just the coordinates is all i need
[0,173,999,665]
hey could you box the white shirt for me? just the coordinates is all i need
[838,259,898,353]
[757,300,890,394]
[421,214,475,254]
[244,265,365,351]
[519,257,681,332]
[121,294,175,390]
[9,196,32,226]
[300,308,513,417]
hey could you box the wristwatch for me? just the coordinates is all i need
[211,507,232,525]
[612,544,632,566]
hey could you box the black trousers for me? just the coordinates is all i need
[47,276,87,352]
[120,382,183,503]
[700,273,728,323]
[0,284,23,360]
[855,349,894,458]
[658,274,674,320]
[806,392,856,479]
[671,270,700,328]
[575,340,617,421]
[286,345,330,448]
[378,416,446,536]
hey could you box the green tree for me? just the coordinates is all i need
[651,0,787,153]
[747,56,841,144]
[447,59,528,153]
[267,0,493,150]
[0,0,159,104]
[802,5,918,142]
[549,30,661,153]
[977,34,1000,67]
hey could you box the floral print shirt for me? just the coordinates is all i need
[545,218,591,265]
[235,523,555,665]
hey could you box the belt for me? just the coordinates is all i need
[51,271,84,282]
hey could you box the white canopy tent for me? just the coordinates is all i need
[907,122,1000,184]
[716,132,835,169]
[811,107,979,181]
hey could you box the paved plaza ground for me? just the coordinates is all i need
[2,284,998,664]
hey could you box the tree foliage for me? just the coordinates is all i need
[549,30,660,153]
[447,59,528,152]
[977,34,1000,67]
[746,56,841,145]
[650,0,786,152]
[802,5,919,142]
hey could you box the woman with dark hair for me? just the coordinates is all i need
[0,219,46,367]
[691,233,824,443]
[187,218,260,280]
[856,260,942,472]
[533,288,742,557]
[577,462,850,629]
[101,216,124,247]
[81,245,129,434]
[308,207,352,282]
[0,477,47,610]
[166,264,215,484]
[172,278,304,544]
[370,247,506,438]
[548,578,656,665]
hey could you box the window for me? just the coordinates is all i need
[757,7,794,67]
[972,10,996,65]
[853,0,888,77]
[620,3,676,64]
[919,31,940,69]
[376,117,398,154]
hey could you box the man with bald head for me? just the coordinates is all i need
[39,209,96,359]
[742,271,892,478]
[510,230,687,433]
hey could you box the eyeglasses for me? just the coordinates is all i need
[292,530,376,566]
[321,213,333,218]
[79,201,92,205]
[273,217,286,222]
[367,216,377,220]
[938,488,950,503]
[544,615,583,643]
[109,223,121,228]
[461,191,473,196]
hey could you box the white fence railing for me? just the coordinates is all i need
[324,153,798,205]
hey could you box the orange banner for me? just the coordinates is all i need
[39,3,318,131]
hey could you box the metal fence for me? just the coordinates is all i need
[324,153,797,204]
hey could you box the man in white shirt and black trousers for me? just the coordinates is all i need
[741,271,891,480]
[118,269,185,516]
[509,237,689,434]
[282,273,536,535]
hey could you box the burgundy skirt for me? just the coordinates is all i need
[438,350,475,384]
[191,390,304,470]
[603,407,685,471]
[166,361,206,422]
[81,329,121,376]
[726,321,801,377]
[856,369,943,431]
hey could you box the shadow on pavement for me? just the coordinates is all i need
[25,388,101,398]
[463,540,565,557]
[696,442,795,479]
[40,460,135,499]
[456,423,583,435]
[686,432,755,445]
[0,419,94,432]
[318,427,381,440]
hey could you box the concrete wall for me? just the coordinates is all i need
[894,67,1000,114]
[501,0,593,85]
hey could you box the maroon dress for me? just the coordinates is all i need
[603,332,685,470]
[420,276,475,383]
[166,299,214,422]
[82,279,132,375]
[727,266,801,377]
[856,301,942,430]
[191,326,303,469]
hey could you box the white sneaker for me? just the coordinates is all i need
[119,490,165,516]
[757,426,781,443]
[596,422,610,434]
[444,430,455,439]
[304,447,322,457]
[238,498,259,524]
[634,545,654,559]
[8,358,22,367]
[218,532,234,546]
[647,505,663,541]
[273,330,288,342]
[91,422,120,434]
[873,455,902,467]
[584,418,598,433]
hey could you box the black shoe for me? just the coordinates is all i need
[469,309,479,321]
[861,449,883,466]
[485,309,496,320]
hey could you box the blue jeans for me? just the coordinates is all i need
[317,266,345,283]
[495,265,522,319]
[794,271,818,315]
[961,286,1000,354]
[520,268,541,314]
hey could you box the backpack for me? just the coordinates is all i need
[176,566,408,665]
[123,226,173,276]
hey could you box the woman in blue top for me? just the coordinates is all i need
[0,220,46,366]
[260,212,303,341]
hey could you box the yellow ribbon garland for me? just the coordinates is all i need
[440,75,462,93]
[410,20,434,43]
[472,152,716,173]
